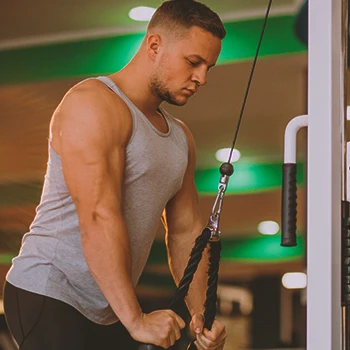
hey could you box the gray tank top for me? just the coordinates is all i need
[6,76,189,325]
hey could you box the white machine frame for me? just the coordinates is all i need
[307,0,344,348]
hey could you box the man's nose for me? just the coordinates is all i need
[192,67,207,87]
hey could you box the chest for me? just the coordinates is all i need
[124,124,188,198]
[144,112,169,134]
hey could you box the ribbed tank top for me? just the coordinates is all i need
[6,76,189,325]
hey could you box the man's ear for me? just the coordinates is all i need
[147,33,162,61]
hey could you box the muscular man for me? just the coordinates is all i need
[4,0,227,349]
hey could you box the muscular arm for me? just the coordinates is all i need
[162,121,208,316]
[58,83,141,328]
[55,81,184,348]
[163,121,227,349]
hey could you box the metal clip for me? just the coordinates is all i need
[219,174,230,192]
[207,183,226,242]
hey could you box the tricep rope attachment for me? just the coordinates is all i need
[138,164,233,350]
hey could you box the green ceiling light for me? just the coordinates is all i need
[129,6,156,22]
[145,235,304,265]
[220,235,304,262]
[195,162,305,195]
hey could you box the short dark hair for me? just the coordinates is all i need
[148,0,226,40]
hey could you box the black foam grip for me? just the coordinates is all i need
[281,163,297,247]
[342,203,350,305]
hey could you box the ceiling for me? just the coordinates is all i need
[0,0,301,49]
[0,0,314,283]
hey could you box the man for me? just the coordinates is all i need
[4,0,227,349]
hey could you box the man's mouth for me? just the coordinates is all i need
[184,89,196,96]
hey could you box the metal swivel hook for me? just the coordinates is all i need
[207,169,231,242]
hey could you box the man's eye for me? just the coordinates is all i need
[188,60,199,66]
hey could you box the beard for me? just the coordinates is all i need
[149,73,187,106]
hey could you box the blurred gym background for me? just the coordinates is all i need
[0,0,334,348]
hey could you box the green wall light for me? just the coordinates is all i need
[195,162,305,195]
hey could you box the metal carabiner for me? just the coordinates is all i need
[206,163,234,242]
[207,186,226,241]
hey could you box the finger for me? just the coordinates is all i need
[162,326,175,349]
[171,321,184,346]
[159,314,177,348]
[190,313,205,334]
[195,338,226,350]
[165,310,186,329]
[202,328,227,343]
[202,321,226,342]
[168,332,176,348]
[196,331,227,349]
[174,323,181,341]
[170,322,181,347]
[173,313,186,329]
[209,338,226,350]
[214,338,227,350]
[194,335,206,350]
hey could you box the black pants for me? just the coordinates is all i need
[3,281,138,350]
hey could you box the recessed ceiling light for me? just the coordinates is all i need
[215,148,241,163]
[282,272,307,289]
[129,6,156,22]
[258,220,280,235]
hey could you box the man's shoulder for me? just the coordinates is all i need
[58,78,132,123]
[65,78,127,109]
[53,78,133,143]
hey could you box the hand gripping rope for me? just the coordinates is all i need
[138,1,273,348]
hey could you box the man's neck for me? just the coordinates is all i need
[108,64,162,116]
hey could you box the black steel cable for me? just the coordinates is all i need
[228,0,273,163]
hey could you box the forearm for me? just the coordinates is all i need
[167,229,209,316]
[80,216,141,330]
